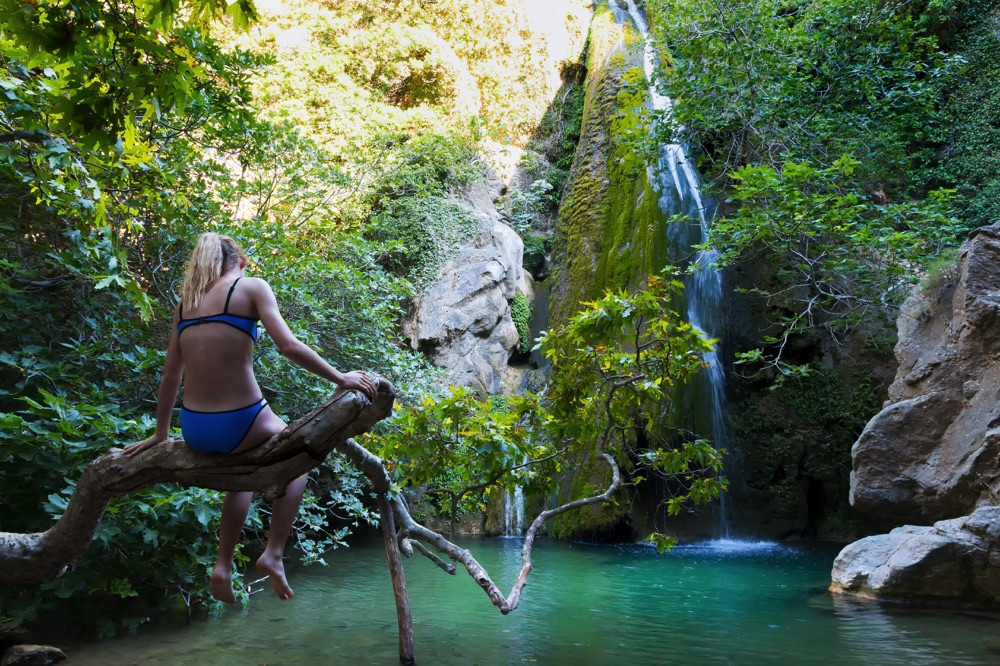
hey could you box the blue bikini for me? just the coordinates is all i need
[178,278,266,454]
[177,278,260,342]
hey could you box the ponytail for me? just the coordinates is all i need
[181,232,244,312]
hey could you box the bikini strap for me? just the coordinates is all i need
[223,277,242,313]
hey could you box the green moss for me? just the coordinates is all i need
[550,444,631,540]
[510,293,531,351]
[549,6,664,327]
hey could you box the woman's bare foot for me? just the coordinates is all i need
[210,564,237,605]
[255,551,294,600]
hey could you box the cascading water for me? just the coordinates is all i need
[502,485,525,537]
[608,0,733,538]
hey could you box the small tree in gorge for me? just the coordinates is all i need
[373,387,552,538]
[373,273,726,606]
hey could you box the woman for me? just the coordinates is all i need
[124,232,376,603]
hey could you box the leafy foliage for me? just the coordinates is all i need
[510,293,531,352]
[641,0,973,374]
[917,0,1000,229]
[370,387,550,534]
[646,0,961,187]
[711,156,962,374]
[539,274,725,541]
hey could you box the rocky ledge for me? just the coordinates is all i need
[832,224,1000,607]
[831,505,1000,607]
[851,224,1000,522]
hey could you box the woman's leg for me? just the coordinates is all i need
[231,406,304,600]
[210,490,253,604]
[256,472,307,600]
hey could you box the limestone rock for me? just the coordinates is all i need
[1,645,66,666]
[406,180,525,395]
[850,224,1000,523]
[831,506,1000,607]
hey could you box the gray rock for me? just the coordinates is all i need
[831,506,1000,607]
[1,645,66,666]
[850,224,1000,523]
[406,180,525,395]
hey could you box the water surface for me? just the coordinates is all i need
[65,536,1000,665]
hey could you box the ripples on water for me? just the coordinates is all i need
[63,535,1000,665]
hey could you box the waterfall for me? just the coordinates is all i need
[608,0,733,538]
[503,486,525,537]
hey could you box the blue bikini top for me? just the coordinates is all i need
[177,277,260,342]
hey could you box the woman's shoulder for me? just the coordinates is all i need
[241,276,271,289]
[241,276,276,299]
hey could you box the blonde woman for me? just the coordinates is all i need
[124,232,376,603]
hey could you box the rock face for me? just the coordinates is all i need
[405,180,526,395]
[831,505,1000,607]
[833,225,1000,607]
[850,224,1000,523]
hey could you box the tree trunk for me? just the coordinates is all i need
[378,492,415,665]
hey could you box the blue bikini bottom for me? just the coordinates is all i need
[180,398,268,454]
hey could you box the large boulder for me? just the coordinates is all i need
[850,224,1000,523]
[405,180,526,395]
[831,506,1000,607]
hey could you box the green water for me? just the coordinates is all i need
[64,536,1000,665]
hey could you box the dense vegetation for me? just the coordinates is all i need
[5,0,1000,641]
[645,0,979,373]
[635,0,1000,534]
[0,0,591,634]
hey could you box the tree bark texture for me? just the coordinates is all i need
[0,380,397,584]
[379,492,415,665]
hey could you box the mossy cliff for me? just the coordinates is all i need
[547,3,666,540]
[548,3,664,329]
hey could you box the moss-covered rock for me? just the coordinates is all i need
[549,4,663,328]
[550,442,633,541]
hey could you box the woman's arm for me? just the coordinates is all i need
[250,278,377,399]
[123,307,185,457]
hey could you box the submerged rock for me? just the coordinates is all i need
[831,506,1000,607]
[850,224,1000,523]
[1,645,66,666]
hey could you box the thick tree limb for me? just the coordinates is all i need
[0,380,397,584]
[0,130,49,144]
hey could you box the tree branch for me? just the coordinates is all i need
[0,130,49,144]
[0,379,398,584]
[392,449,622,615]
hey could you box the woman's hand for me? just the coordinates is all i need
[338,371,378,400]
[123,434,167,458]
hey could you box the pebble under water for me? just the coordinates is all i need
[63,535,1000,665]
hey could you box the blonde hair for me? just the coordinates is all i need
[181,233,244,312]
